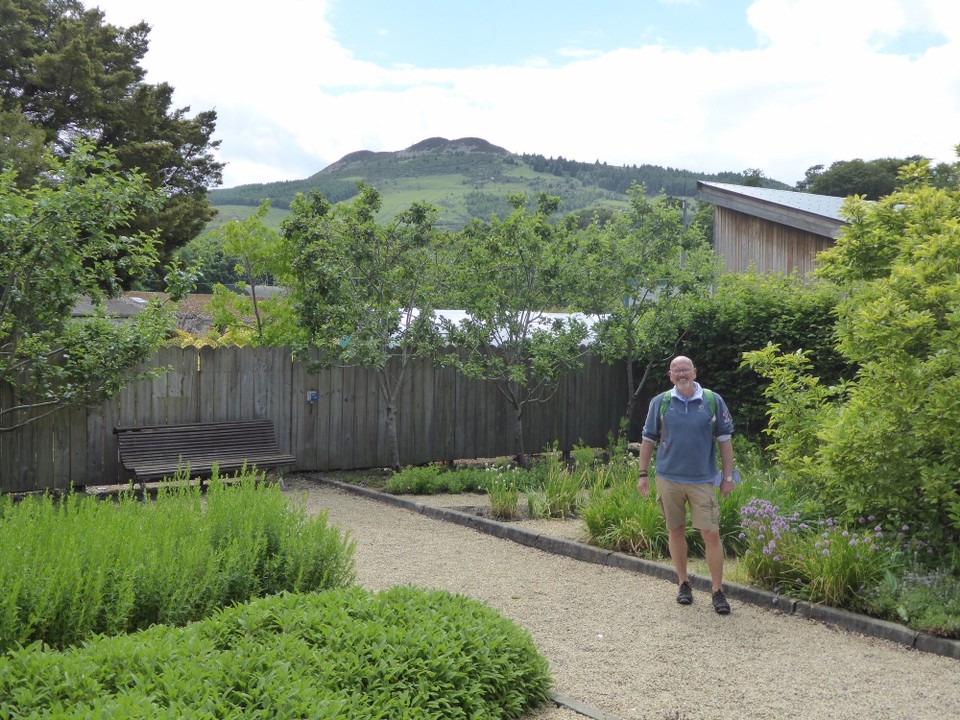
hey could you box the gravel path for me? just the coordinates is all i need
[284,476,960,720]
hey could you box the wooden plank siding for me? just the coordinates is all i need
[2,348,627,492]
[713,206,835,277]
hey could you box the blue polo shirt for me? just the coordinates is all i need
[641,383,734,484]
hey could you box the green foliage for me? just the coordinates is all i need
[739,500,898,608]
[0,473,355,651]
[0,144,176,431]
[681,271,850,437]
[795,155,956,199]
[526,452,587,519]
[439,193,590,466]
[384,465,488,495]
[571,441,597,468]
[740,345,841,484]
[0,586,552,719]
[487,473,522,519]
[0,0,222,265]
[865,565,960,637]
[285,183,446,468]
[522,152,788,196]
[201,201,301,346]
[0,110,46,185]
[749,155,960,543]
[579,184,719,422]
[581,471,668,556]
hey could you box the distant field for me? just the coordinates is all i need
[208,170,628,232]
[208,204,290,230]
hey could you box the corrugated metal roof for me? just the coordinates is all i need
[699,182,847,222]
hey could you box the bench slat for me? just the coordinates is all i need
[115,420,295,482]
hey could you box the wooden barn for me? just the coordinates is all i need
[697,181,848,277]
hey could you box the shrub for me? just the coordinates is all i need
[679,271,849,438]
[487,473,521,519]
[0,587,552,719]
[526,454,584,519]
[571,441,597,468]
[384,465,488,495]
[739,500,896,608]
[581,473,668,556]
[0,473,355,652]
[864,565,960,638]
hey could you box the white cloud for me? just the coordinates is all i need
[93,0,960,187]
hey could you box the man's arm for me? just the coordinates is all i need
[637,439,655,497]
[718,438,735,496]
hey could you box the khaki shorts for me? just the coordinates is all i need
[657,477,720,532]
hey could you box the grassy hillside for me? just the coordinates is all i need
[207,204,289,231]
[208,136,784,229]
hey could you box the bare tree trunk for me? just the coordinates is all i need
[385,400,400,471]
[513,405,529,469]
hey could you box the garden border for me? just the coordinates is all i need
[310,475,960,663]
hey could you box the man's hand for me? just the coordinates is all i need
[637,475,651,498]
[719,477,734,497]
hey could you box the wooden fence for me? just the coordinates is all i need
[1,346,629,493]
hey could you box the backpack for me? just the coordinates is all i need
[658,388,717,432]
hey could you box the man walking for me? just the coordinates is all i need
[636,355,736,614]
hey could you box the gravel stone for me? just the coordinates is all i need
[284,476,960,720]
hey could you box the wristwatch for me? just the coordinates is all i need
[722,475,733,483]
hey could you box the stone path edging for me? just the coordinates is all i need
[312,477,960,664]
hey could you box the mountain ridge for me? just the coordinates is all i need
[209,136,788,228]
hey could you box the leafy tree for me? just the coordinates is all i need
[575,185,718,427]
[740,168,766,187]
[0,0,223,270]
[0,110,46,186]
[796,157,924,199]
[439,193,589,468]
[284,183,444,470]
[0,144,180,431]
[679,271,849,438]
[205,201,298,346]
[176,230,242,293]
[745,152,960,546]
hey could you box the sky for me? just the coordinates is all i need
[90,0,960,189]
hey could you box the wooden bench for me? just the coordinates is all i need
[114,419,296,485]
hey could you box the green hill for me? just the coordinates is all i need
[208,136,789,229]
